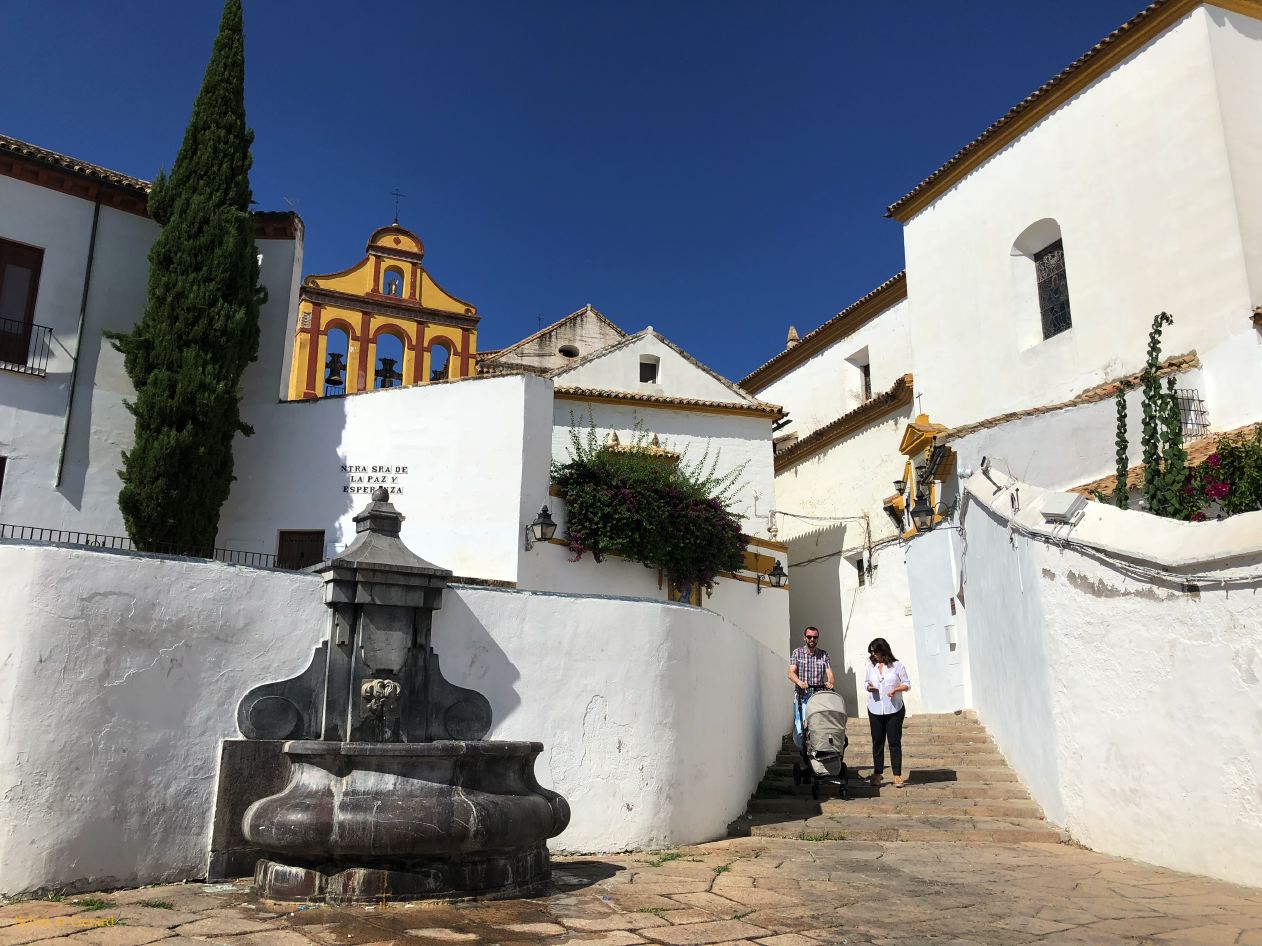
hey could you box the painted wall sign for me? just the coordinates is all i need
[342,464,409,495]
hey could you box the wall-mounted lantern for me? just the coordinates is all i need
[757,559,787,594]
[910,492,935,533]
[524,505,557,550]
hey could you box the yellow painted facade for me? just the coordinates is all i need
[287,224,479,400]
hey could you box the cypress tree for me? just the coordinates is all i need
[109,0,263,552]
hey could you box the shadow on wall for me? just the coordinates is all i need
[429,589,522,729]
[788,523,862,714]
[219,394,356,561]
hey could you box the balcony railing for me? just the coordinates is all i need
[0,317,52,376]
[0,523,299,570]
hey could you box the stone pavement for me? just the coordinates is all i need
[4,836,1262,946]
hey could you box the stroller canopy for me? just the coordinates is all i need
[804,690,848,758]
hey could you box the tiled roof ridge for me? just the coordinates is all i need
[1071,421,1262,498]
[885,0,1231,219]
[740,271,907,391]
[941,351,1199,442]
[774,374,915,472]
[482,304,626,364]
[1,132,151,193]
[553,384,784,417]
[547,326,761,405]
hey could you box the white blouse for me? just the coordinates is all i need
[865,660,911,715]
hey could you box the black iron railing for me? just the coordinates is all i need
[0,317,53,376]
[1176,388,1209,438]
[0,523,301,570]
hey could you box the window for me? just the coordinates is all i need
[0,238,44,368]
[277,530,326,570]
[375,332,405,389]
[382,266,404,298]
[429,342,451,381]
[1034,239,1072,339]
[859,363,872,402]
[0,456,6,504]
[845,347,871,404]
[324,327,349,396]
[558,344,579,358]
[639,354,660,383]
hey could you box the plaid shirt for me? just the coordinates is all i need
[790,645,832,689]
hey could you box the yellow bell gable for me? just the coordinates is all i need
[287,223,480,400]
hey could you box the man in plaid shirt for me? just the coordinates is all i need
[788,625,835,696]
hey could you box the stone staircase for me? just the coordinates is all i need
[730,710,1065,844]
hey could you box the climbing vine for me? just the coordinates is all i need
[1112,382,1129,509]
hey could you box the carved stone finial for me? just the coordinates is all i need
[372,486,390,503]
[786,326,801,349]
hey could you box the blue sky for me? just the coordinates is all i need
[2,1,1142,381]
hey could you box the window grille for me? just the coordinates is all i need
[1035,239,1072,340]
[1175,388,1208,438]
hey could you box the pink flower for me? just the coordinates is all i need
[1192,512,1207,522]
[1205,479,1231,501]
[1207,454,1221,468]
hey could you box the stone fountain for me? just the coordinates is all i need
[235,488,569,902]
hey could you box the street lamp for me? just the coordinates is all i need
[524,505,557,550]
[757,560,787,594]
[910,491,935,533]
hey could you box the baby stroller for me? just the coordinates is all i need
[792,689,849,800]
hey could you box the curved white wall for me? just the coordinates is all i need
[0,541,784,896]
[951,473,1262,886]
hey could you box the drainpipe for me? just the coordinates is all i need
[54,194,102,488]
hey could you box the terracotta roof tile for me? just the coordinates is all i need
[775,374,915,472]
[0,133,150,193]
[553,384,783,417]
[1072,422,1262,498]
[941,352,1199,442]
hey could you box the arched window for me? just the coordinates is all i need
[374,332,405,389]
[382,266,405,298]
[429,343,451,382]
[1012,219,1072,343]
[324,327,349,397]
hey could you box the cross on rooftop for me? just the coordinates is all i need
[390,189,406,224]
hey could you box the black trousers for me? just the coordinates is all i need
[869,707,905,776]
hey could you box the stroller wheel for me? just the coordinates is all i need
[811,780,820,801]
[839,781,848,800]
[792,762,802,785]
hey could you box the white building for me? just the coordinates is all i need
[0,134,302,535]
[742,0,1262,885]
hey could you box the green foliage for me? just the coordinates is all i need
[552,416,748,592]
[107,0,264,551]
[1139,312,1173,509]
[137,900,175,910]
[1112,382,1129,509]
[71,897,117,911]
[644,851,684,867]
[1191,427,1262,519]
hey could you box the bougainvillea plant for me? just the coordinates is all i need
[551,417,748,594]
[1187,427,1262,520]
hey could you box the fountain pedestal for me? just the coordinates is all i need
[236,489,569,903]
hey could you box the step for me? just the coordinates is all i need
[749,797,1043,819]
[775,743,1001,762]
[767,764,1018,782]
[748,813,1063,845]
[756,780,1032,801]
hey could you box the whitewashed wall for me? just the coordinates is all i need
[220,374,553,582]
[773,407,913,544]
[757,297,911,440]
[946,369,1206,494]
[0,541,785,895]
[519,493,790,660]
[787,527,918,718]
[902,527,971,713]
[0,177,302,536]
[902,6,1262,429]
[551,399,778,540]
[946,472,1262,886]
[553,332,751,404]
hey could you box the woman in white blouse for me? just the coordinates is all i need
[864,637,912,788]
